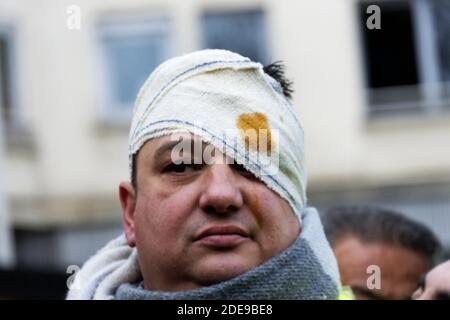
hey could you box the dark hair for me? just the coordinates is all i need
[263,61,294,99]
[131,152,138,191]
[322,205,442,266]
[130,62,294,190]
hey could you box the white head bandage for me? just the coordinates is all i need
[129,49,307,219]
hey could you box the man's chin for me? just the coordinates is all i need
[192,256,259,286]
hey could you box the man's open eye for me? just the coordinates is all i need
[162,162,204,173]
[163,162,187,173]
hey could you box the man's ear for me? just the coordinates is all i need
[119,181,137,247]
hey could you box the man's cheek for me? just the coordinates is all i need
[143,199,188,232]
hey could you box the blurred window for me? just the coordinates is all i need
[202,9,269,65]
[0,30,13,126]
[359,0,450,116]
[98,15,171,120]
[432,0,450,100]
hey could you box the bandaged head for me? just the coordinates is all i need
[128,49,307,220]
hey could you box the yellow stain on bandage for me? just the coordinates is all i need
[236,112,273,155]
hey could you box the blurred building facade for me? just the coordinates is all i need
[1,0,450,295]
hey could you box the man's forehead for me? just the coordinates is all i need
[142,133,202,150]
[138,132,213,159]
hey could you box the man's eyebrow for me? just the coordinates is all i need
[153,140,183,160]
[351,286,385,300]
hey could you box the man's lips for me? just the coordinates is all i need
[194,225,250,248]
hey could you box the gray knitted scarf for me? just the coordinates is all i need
[115,208,340,300]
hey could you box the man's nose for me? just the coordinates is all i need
[199,164,244,215]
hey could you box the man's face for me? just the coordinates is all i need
[333,235,429,300]
[119,134,300,292]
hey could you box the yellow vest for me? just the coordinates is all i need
[338,286,355,300]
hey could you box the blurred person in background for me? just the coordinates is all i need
[412,259,450,300]
[323,205,441,300]
[66,49,343,300]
